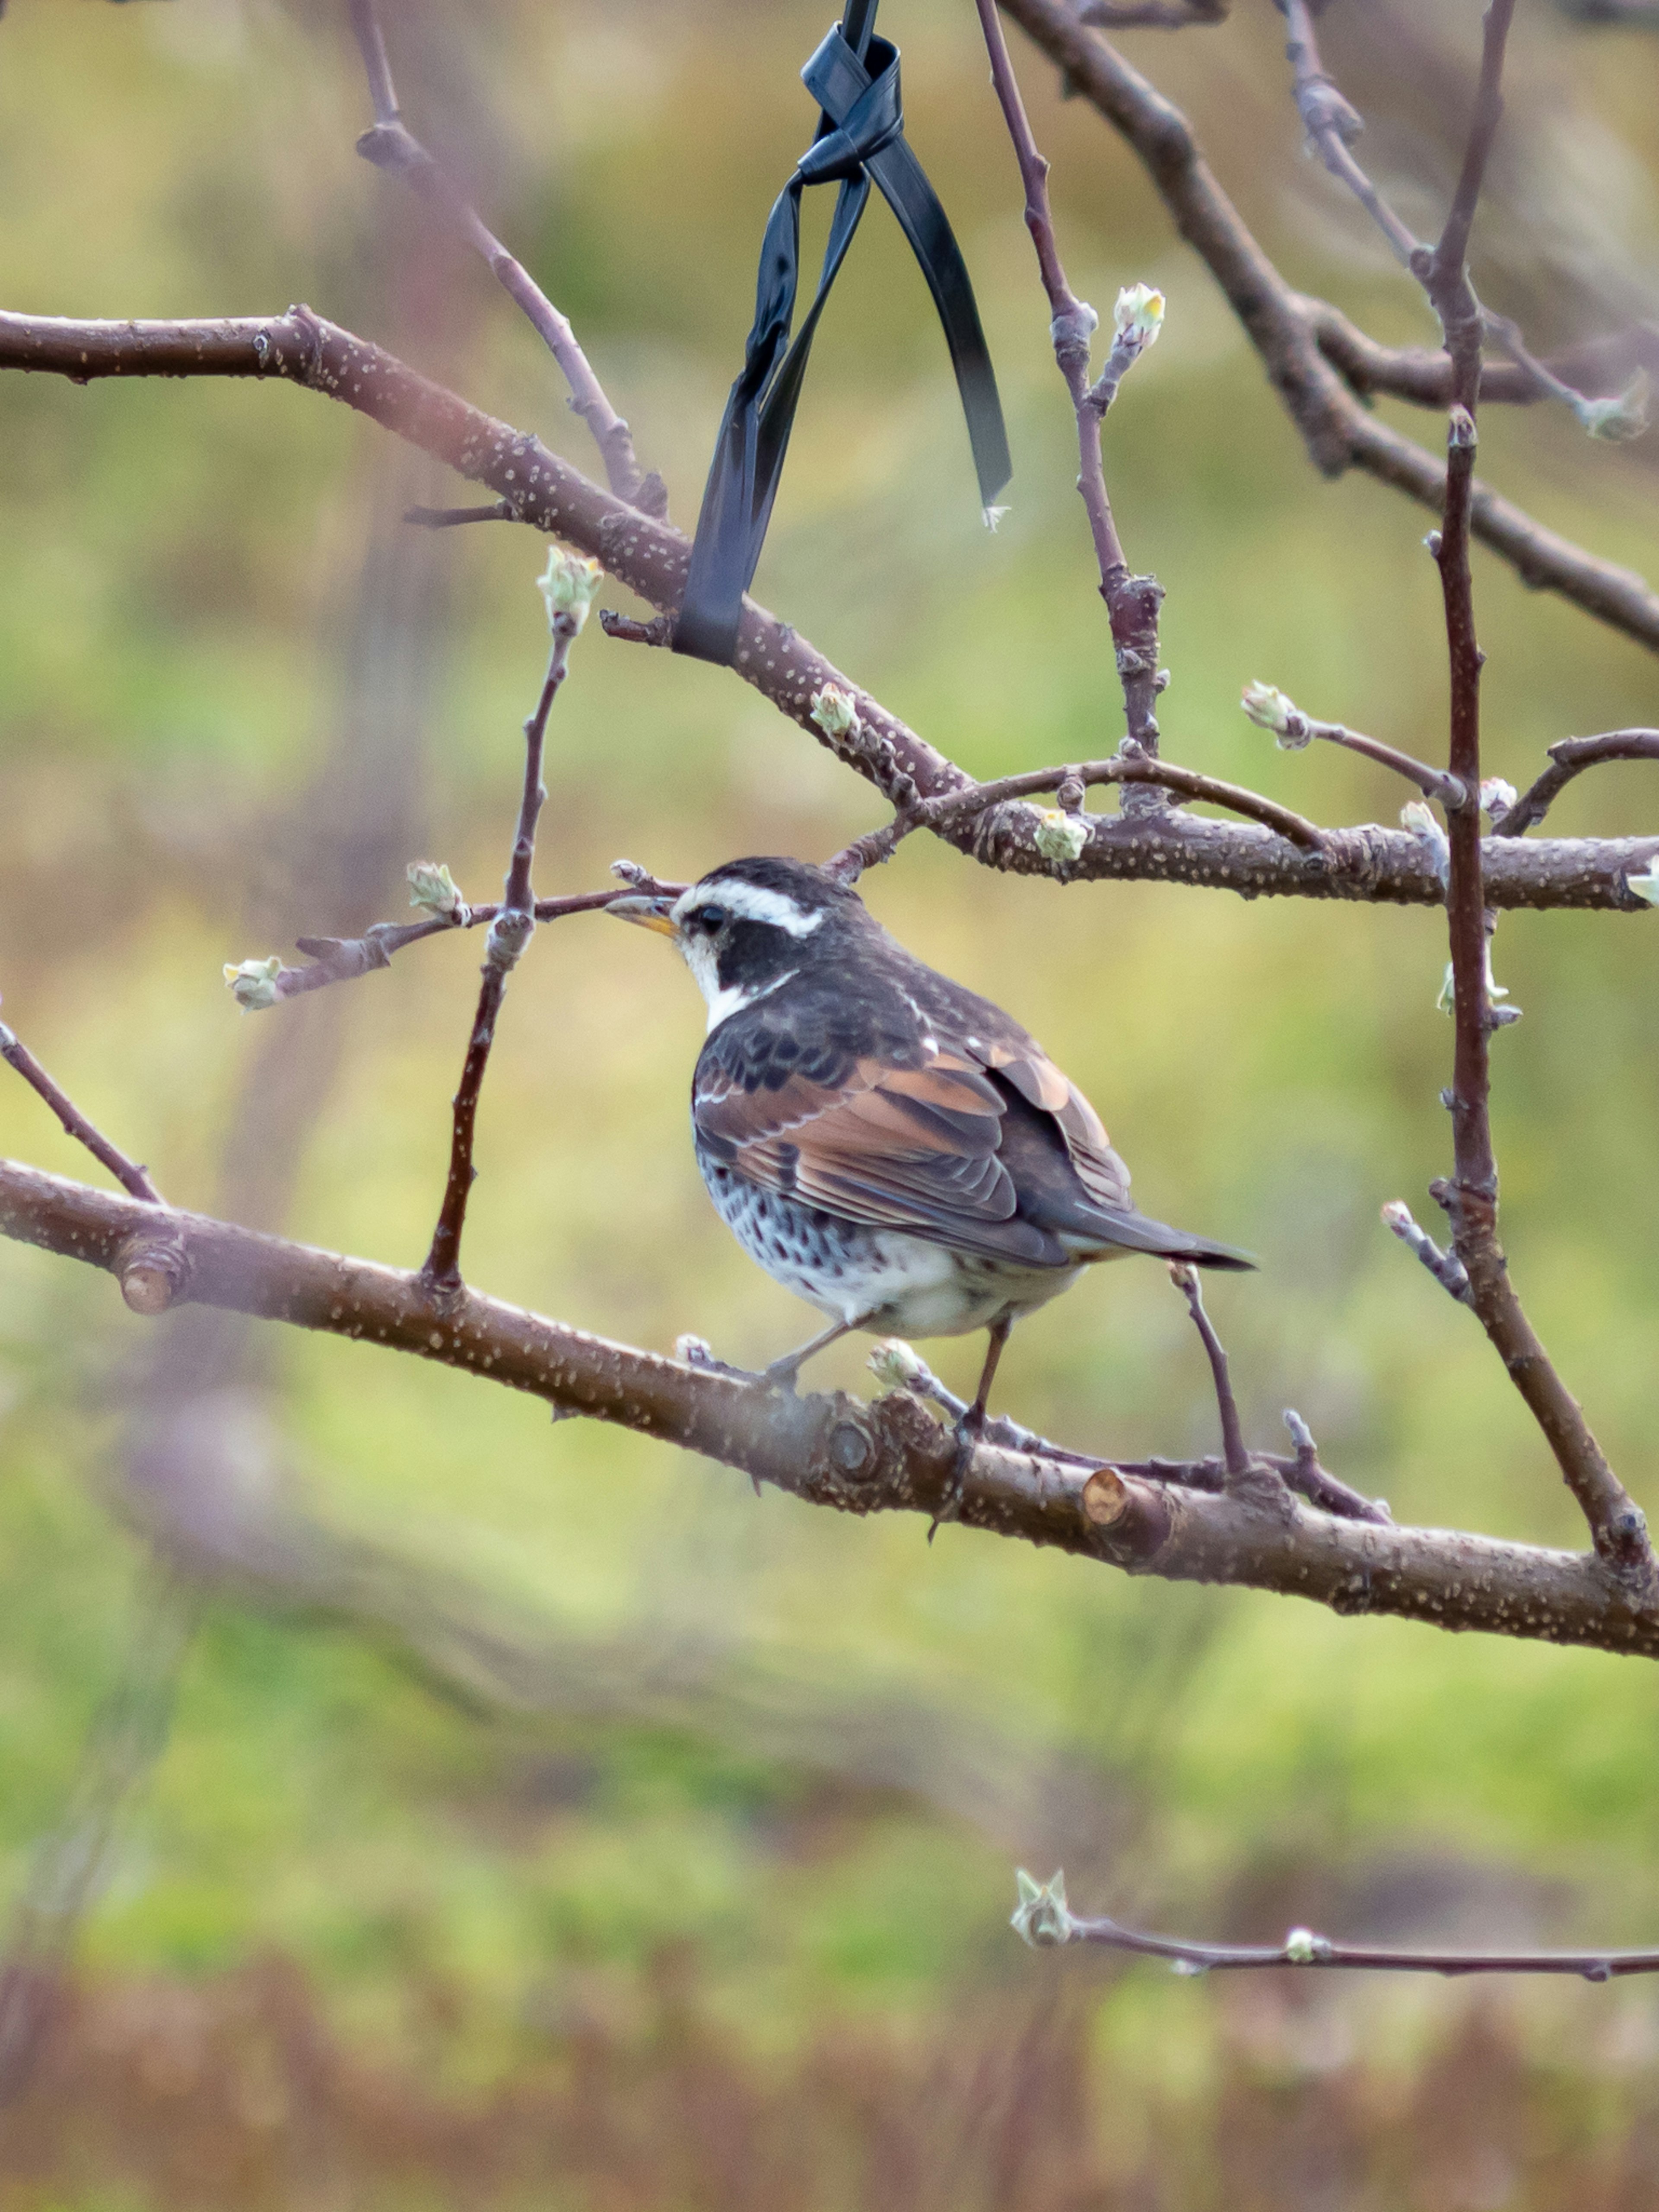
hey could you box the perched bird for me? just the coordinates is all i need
[611,856,1252,1438]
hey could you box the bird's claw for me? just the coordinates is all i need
[928,1412,983,1543]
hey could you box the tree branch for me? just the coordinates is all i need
[5,1157,1659,1658]
[419,613,578,1292]
[1414,0,1653,1585]
[343,0,663,513]
[1498,730,1659,837]
[3,307,1657,909]
[1012,1869,1659,1979]
[0,1015,164,1208]
[994,0,1659,656]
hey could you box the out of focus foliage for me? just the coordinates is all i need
[1,0,1658,2201]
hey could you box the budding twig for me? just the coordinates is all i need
[1011,1869,1659,1980]
[974,0,1169,774]
[1240,684,1467,808]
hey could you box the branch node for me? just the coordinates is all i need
[115,1230,190,1316]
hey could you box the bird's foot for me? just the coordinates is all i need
[761,1354,804,1395]
[928,1408,985,1544]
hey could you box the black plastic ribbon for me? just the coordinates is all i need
[674,0,1011,666]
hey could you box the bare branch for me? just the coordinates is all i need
[0,1012,164,1206]
[3,307,1657,910]
[1078,0,1227,24]
[403,500,517,528]
[6,1157,1659,1658]
[1498,730,1659,837]
[994,0,1659,655]
[343,0,663,514]
[1410,0,1653,1586]
[1169,1264,1250,1480]
[420,606,580,1291]
[1281,0,1421,270]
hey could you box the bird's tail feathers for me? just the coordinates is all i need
[1070,1207,1256,1272]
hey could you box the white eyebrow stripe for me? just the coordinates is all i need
[673,880,826,937]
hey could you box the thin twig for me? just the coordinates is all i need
[1014,1872,1659,1980]
[1168,1264,1251,1481]
[343,0,662,514]
[829,749,1330,880]
[1421,0,1652,1583]
[420,620,577,1290]
[597,609,675,648]
[1079,0,1226,23]
[404,501,518,529]
[1243,691,1466,807]
[1381,1200,1472,1304]
[0,1007,164,1205]
[974,0,1168,775]
[1498,730,1659,837]
[1281,0,1421,270]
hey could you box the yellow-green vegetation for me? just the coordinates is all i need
[2,1,1659,2201]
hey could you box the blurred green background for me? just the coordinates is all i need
[1,0,1658,2202]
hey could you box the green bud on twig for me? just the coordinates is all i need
[407,860,466,921]
[222,955,283,1012]
[1112,283,1165,351]
[1240,682,1309,748]
[537,548,603,633]
[1032,808,1090,864]
[868,1337,927,1392]
[1011,1868,1074,1949]
[809,683,861,744]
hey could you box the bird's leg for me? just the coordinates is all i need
[763,1315,861,1393]
[929,1317,1013,1541]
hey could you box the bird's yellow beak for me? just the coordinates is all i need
[607,893,679,938]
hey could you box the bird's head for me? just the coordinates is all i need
[609,855,867,1030]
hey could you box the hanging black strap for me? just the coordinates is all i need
[673,0,1012,667]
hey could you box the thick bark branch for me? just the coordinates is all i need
[2,308,1655,912]
[3,1158,1658,1661]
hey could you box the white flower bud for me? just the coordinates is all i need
[1240,682,1309,747]
[1112,283,1165,350]
[1284,1926,1332,1964]
[1033,808,1090,864]
[809,683,861,742]
[1573,371,1649,444]
[222,955,283,1012]
[537,547,603,632]
[868,1338,927,1392]
[406,860,465,920]
[1478,779,1516,821]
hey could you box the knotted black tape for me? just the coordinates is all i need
[674,0,1011,667]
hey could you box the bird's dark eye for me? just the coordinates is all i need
[698,904,728,931]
